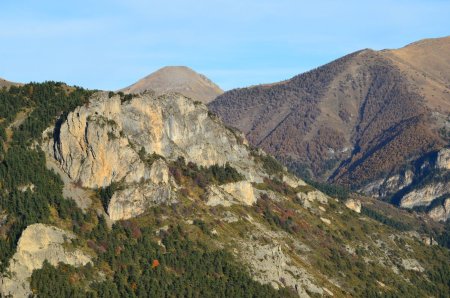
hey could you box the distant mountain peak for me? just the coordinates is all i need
[120,66,223,103]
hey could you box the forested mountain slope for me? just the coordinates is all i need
[0,83,449,297]
[209,36,450,221]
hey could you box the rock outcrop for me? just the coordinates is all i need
[148,159,170,184]
[361,147,450,222]
[361,170,414,198]
[296,190,329,205]
[0,224,91,297]
[221,181,257,205]
[282,174,307,188]
[206,185,235,207]
[401,258,424,272]
[437,148,450,170]
[108,183,175,221]
[345,199,362,213]
[50,92,261,189]
[400,182,450,209]
[239,242,323,297]
[107,158,176,221]
[428,198,450,222]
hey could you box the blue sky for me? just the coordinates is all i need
[0,0,449,91]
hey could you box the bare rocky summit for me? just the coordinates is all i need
[120,66,223,103]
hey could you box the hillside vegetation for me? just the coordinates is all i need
[209,37,450,220]
[0,83,449,297]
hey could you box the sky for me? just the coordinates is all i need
[0,0,449,91]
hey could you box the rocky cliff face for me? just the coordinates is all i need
[361,170,414,199]
[107,159,176,221]
[359,148,450,222]
[437,148,450,170]
[345,199,362,213]
[50,92,261,189]
[0,224,91,297]
[46,92,266,221]
[400,182,449,209]
[428,198,450,222]
[206,181,258,207]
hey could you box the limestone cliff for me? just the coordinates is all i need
[361,148,450,222]
[206,181,258,207]
[428,198,450,222]
[45,92,267,221]
[400,182,450,209]
[50,92,261,189]
[221,181,257,205]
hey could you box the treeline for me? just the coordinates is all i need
[436,221,450,249]
[305,179,350,200]
[97,182,122,213]
[0,87,27,122]
[361,206,412,232]
[170,156,244,187]
[11,82,92,144]
[0,82,92,272]
[283,158,350,200]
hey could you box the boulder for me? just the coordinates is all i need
[296,190,329,205]
[108,184,175,221]
[221,181,256,205]
[345,199,362,213]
